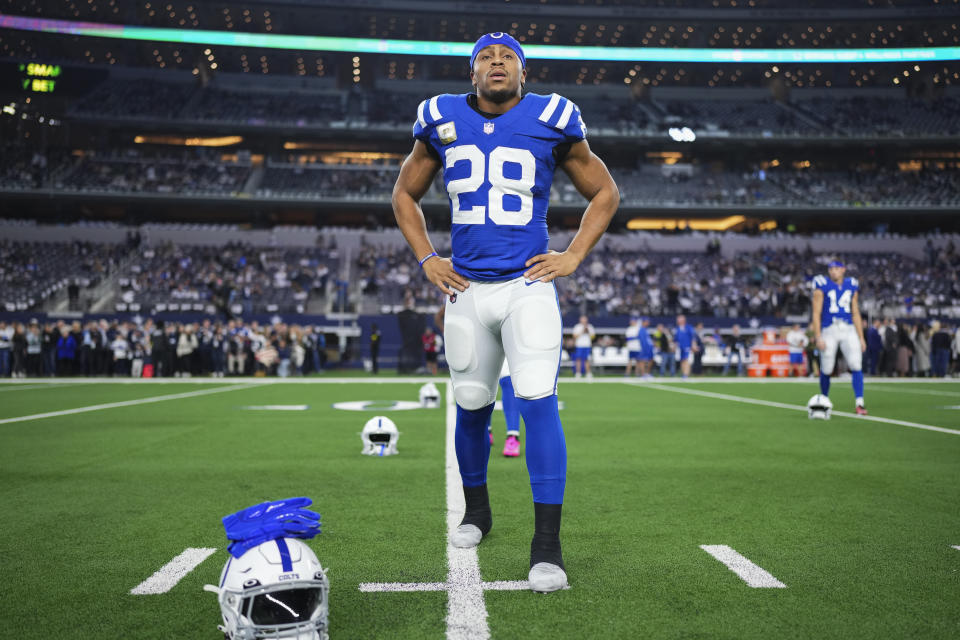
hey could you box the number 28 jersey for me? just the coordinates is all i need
[813,274,859,328]
[413,93,586,281]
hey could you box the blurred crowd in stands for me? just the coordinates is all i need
[0,238,128,311]
[0,318,333,378]
[5,143,957,208]
[354,238,960,320]
[3,234,959,321]
[116,241,336,316]
[62,80,960,138]
[1,314,957,379]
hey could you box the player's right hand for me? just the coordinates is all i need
[423,256,470,296]
[816,337,826,351]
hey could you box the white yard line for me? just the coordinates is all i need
[638,382,960,437]
[868,385,960,398]
[700,545,787,588]
[444,382,490,640]
[0,383,258,425]
[358,582,449,593]
[130,547,217,595]
[0,383,81,392]
[358,580,529,593]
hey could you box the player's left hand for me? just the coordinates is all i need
[859,336,867,352]
[523,250,581,283]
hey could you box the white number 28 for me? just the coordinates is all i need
[444,144,535,226]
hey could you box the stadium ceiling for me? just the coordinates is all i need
[3,14,960,64]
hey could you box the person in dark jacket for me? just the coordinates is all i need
[11,323,27,378]
[931,321,952,377]
[882,318,899,377]
[370,323,381,375]
[865,318,883,375]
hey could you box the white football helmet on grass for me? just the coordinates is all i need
[361,415,399,456]
[419,382,441,408]
[807,394,833,420]
[205,537,330,640]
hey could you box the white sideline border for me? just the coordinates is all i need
[637,382,960,437]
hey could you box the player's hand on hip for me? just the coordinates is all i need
[523,250,580,283]
[423,257,469,296]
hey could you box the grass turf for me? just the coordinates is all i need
[0,378,958,639]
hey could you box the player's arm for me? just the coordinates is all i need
[811,289,825,350]
[523,140,620,282]
[392,140,469,296]
[851,291,866,351]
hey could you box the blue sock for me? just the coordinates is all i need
[516,395,566,504]
[455,403,494,487]
[819,372,831,396]
[499,375,520,433]
[851,370,864,401]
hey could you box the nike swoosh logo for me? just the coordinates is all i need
[524,279,539,286]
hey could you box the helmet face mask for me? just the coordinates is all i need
[361,415,399,456]
[807,394,833,420]
[208,538,330,640]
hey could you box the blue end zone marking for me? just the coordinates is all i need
[276,538,293,572]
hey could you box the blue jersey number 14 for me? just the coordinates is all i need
[444,144,535,226]
[827,289,853,314]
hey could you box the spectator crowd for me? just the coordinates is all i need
[0,318,333,379]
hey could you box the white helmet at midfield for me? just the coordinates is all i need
[807,394,833,420]
[205,537,330,640]
[419,382,441,408]
[361,415,399,456]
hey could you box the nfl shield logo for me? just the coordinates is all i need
[483,122,495,135]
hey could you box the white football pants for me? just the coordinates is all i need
[820,322,862,374]
[444,276,561,410]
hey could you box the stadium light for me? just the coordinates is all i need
[3,14,960,64]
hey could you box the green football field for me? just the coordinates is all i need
[1,377,959,639]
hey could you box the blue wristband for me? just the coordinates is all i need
[418,252,438,267]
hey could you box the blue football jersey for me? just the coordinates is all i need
[813,274,859,327]
[413,93,586,281]
[637,326,654,353]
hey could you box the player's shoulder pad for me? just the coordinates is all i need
[528,92,586,139]
[812,274,828,288]
[847,276,859,290]
[412,93,461,138]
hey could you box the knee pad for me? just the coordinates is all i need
[512,364,558,400]
[454,381,495,410]
[444,315,476,373]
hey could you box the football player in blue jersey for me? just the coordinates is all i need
[625,316,642,377]
[674,314,697,380]
[811,260,868,415]
[392,32,619,592]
